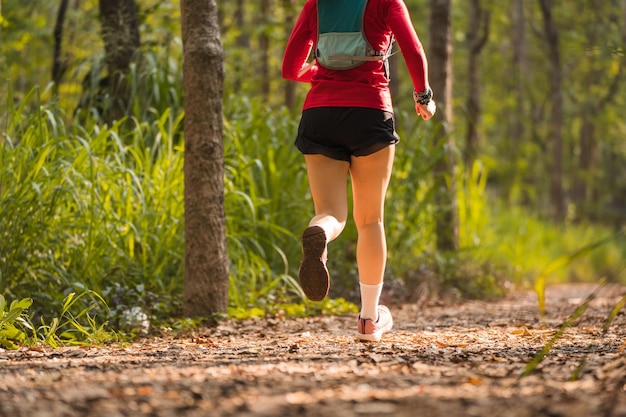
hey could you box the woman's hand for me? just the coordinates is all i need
[415,100,436,120]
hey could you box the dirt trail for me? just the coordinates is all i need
[1,283,625,417]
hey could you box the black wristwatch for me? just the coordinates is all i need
[413,87,433,105]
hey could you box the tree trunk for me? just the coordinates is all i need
[508,0,530,204]
[52,0,70,93]
[181,0,229,318]
[283,0,297,110]
[259,0,272,97]
[538,0,565,221]
[574,112,597,218]
[573,0,624,221]
[98,0,140,122]
[464,0,490,168]
[233,0,249,92]
[429,0,458,252]
[509,0,526,148]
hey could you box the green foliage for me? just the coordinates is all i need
[0,292,116,349]
[1,84,185,328]
[0,295,33,349]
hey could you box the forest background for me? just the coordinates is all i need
[1,0,625,344]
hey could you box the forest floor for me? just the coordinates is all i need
[1,283,625,417]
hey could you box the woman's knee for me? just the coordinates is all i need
[353,216,384,232]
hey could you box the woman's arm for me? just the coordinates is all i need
[282,0,318,83]
[386,0,429,93]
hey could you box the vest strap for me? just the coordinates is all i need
[327,55,385,61]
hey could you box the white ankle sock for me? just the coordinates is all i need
[359,282,383,321]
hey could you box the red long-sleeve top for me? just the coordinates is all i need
[282,0,429,113]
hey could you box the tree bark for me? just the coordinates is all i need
[538,0,565,221]
[98,0,140,122]
[181,0,229,318]
[429,0,458,252]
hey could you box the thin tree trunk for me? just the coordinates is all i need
[181,0,229,318]
[509,0,526,148]
[574,112,596,218]
[283,0,297,110]
[617,0,626,228]
[52,0,70,93]
[98,0,141,122]
[538,0,565,221]
[509,0,532,205]
[259,0,272,97]
[233,0,249,92]
[429,0,458,252]
[464,0,490,168]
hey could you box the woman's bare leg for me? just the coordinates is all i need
[299,154,350,300]
[349,145,395,319]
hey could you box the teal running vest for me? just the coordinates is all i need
[316,0,392,71]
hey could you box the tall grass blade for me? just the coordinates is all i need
[570,281,626,381]
[519,285,603,379]
[568,262,626,381]
[602,292,626,334]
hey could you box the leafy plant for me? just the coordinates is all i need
[26,292,117,347]
[0,295,33,349]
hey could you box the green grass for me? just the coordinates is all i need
[2,88,183,300]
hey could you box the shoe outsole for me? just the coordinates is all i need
[356,332,385,342]
[298,226,329,301]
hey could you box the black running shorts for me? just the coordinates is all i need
[295,107,400,162]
